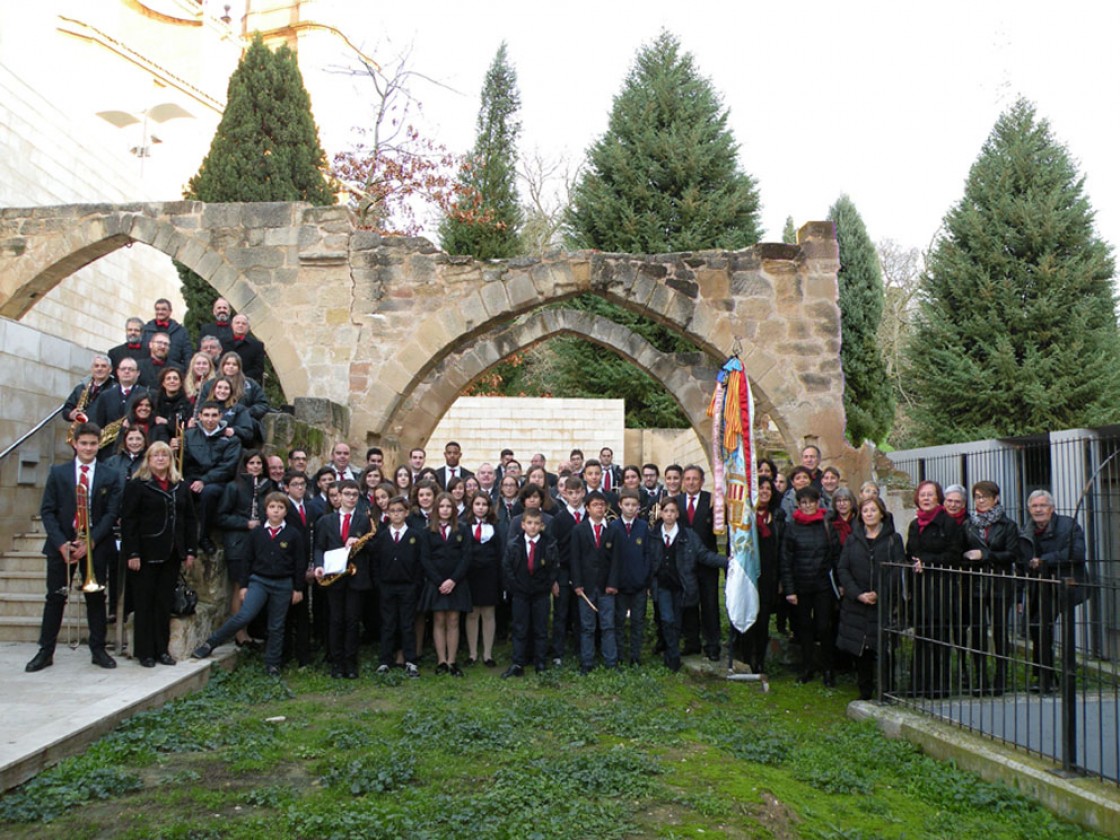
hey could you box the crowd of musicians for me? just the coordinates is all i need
[25,297,1089,700]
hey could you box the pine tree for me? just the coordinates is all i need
[827,195,893,444]
[782,216,798,244]
[439,43,522,259]
[907,98,1120,444]
[565,31,761,252]
[180,35,333,347]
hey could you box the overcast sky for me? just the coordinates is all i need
[297,0,1119,255]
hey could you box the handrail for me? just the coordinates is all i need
[0,405,65,464]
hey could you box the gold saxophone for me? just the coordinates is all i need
[65,380,95,447]
[318,520,378,587]
[99,417,125,449]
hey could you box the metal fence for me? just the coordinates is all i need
[883,428,1120,784]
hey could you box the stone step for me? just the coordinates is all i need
[0,572,47,594]
[0,552,45,574]
[11,535,45,553]
[0,615,85,644]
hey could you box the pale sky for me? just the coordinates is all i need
[296,0,1118,255]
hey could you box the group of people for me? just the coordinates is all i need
[25,297,1087,700]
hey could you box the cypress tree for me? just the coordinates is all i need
[907,98,1119,443]
[782,216,798,245]
[180,34,333,356]
[827,195,893,444]
[439,43,522,259]
[565,31,761,252]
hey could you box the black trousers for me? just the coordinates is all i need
[130,559,179,661]
[549,580,575,660]
[327,585,363,672]
[793,588,836,674]
[38,546,111,653]
[511,591,550,668]
[283,586,311,666]
[378,583,418,666]
[682,564,721,656]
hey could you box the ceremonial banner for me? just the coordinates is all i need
[707,357,759,633]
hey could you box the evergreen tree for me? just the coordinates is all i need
[565,30,761,252]
[180,34,333,354]
[827,195,893,445]
[439,43,522,259]
[782,216,798,245]
[907,98,1119,444]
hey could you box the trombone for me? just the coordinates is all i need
[68,481,104,648]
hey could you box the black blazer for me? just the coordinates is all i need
[677,491,717,552]
[119,476,198,563]
[40,461,123,556]
[503,535,558,597]
[570,518,619,592]
[421,522,472,586]
[434,465,475,490]
[91,384,149,428]
[222,335,266,384]
[372,524,428,586]
[313,508,375,590]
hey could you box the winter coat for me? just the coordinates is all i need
[836,522,905,656]
[647,526,727,608]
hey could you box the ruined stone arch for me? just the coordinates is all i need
[380,306,733,454]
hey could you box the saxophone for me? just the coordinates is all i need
[319,520,378,587]
[65,379,95,447]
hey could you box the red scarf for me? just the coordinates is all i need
[948,508,968,527]
[756,509,772,539]
[792,509,826,526]
[915,505,944,533]
[832,514,853,545]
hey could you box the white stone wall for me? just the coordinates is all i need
[428,397,626,472]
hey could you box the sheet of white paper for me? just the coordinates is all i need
[322,547,349,575]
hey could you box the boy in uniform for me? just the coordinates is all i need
[611,488,652,665]
[372,496,426,677]
[502,509,558,676]
[569,491,619,673]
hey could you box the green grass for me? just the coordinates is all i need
[0,642,1107,839]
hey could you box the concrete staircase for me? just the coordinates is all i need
[0,517,86,643]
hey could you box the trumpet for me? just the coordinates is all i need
[74,482,104,594]
[318,521,377,587]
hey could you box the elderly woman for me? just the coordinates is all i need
[838,496,905,700]
[907,480,965,698]
[962,481,1021,696]
[828,487,858,547]
[1021,489,1087,693]
[119,442,198,667]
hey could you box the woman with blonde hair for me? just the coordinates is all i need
[119,441,198,667]
[185,352,215,408]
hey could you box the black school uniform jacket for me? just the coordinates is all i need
[40,461,123,557]
[372,524,428,586]
[569,518,619,592]
[503,536,558,597]
[313,509,375,591]
[422,523,472,587]
[244,523,305,590]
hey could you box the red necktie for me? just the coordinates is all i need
[79,464,90,489]
[527,539,536,574]
[298,504,306,525]
[574,511,582,524]
[604,470,611,491]
[450,468,456,480]
[394,530,401,544]
[688,496,696,525]
[75,465,91,531]
[341,513,351,542]
[594,523,602,549]
[475,522,482,541]
[665,534,671,548]
[269,527,280,540]
[626,521,632,536]
[441,524,448,541]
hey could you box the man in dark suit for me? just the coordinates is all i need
[677,464,722,661]
[548,476,587,665]
[434,441,474,489]
[25,423,124,672]
[223,313,266,385]
[91,357,148,457]
[198,297,234,348]
[107,318,147,372]
[140,298,192,371]
[599,447,623,494]
[475,462,500,502]
[62,355,114,424]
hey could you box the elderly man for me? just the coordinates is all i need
[800,445,824,488]
[329,442,356,481]
[63,355,115,422]
[92,357,147,432]
[198,297,234,347]
[475,462,499,501]
[1022,490,1087,693]
[199,335,224,363]
[140,298,191,370]
[108,317,147,371]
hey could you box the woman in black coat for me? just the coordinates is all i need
[119,442,198,667]
[781,484,842,686]
[837,497,905,701]
[152,366,191,442]
[962,481,1021,695]
[216,450,276,644]
[463,491,501,667]
[906,480,966,698]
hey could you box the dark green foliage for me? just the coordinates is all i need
[439,42,523,259]
[565,31,761,253]
[783,215,798,244]
[907,99,1120,443]
[321,751,416,796]
[828,195,894,444]
[179,34,333,401]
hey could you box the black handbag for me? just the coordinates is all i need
[171,573,198,617]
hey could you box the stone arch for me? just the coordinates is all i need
[0,203,309,398]
[381,307,733,454]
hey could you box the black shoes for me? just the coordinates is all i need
[158,653,176,666]
[199,538,217,555]
[25,649,54,672]
[192,642,213,659]
[139,657,156,668]
[484,658,497,668]
[822,670,836,687]
[449,663,464,678]
[266,665,281,677]
[435,662,449,675]
[91,649,117,669]
[501,664,524,678]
